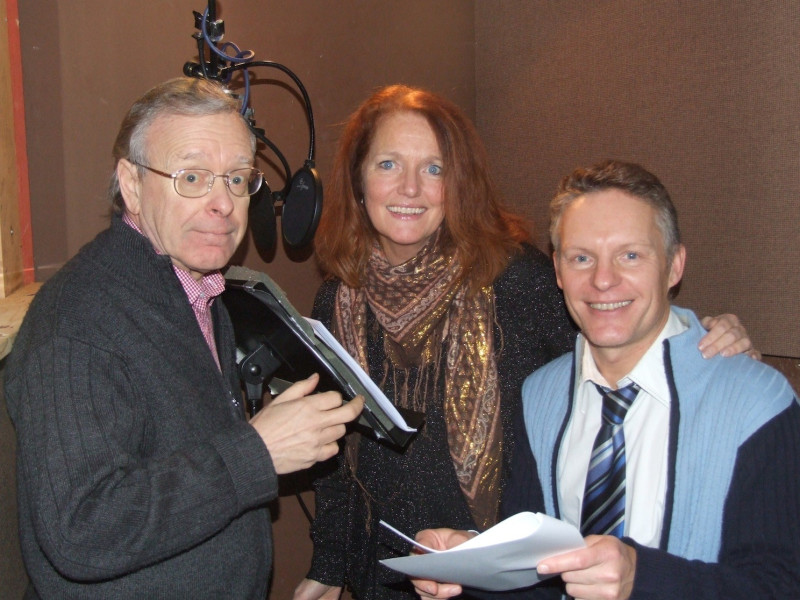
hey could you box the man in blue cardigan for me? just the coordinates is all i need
[412,160,799,599]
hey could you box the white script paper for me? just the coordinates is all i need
[379,512,585,592]
[304,317,416,433]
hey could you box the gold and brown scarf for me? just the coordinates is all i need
[332,232,502,528]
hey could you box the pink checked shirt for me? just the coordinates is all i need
[123,214,225,370]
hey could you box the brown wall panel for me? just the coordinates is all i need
[19,1,475,313]
[476,1,800,357]
[763,355,800,396]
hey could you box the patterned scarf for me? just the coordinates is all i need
[332,232,503,528]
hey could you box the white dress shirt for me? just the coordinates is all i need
[557,309,688,547]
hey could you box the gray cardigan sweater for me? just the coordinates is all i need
[5,216,278,599]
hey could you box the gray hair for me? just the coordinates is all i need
[549,159,681,259]
[108,77,256,214]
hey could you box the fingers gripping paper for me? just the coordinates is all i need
[380,512,585,592]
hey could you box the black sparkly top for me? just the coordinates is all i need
[307,244,576,600]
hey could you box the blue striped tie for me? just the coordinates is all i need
[580,382,640,537]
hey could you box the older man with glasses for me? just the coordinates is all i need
[5,77,363,599]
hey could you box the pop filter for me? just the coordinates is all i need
[281,162,322,248]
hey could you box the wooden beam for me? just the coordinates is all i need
[0,0,34,297]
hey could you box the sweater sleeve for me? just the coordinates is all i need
[5,336,278,582]
[630,401,800,599]
[305,279,351,585]
[494,245,576,368]
[306,457,352,586]
[493,245,576,472]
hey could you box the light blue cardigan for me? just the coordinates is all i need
[522,306,796,560]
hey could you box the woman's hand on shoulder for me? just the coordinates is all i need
[699,313,761,360]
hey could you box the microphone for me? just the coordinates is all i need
[185,1,323,249]
[248,183,278,256]
[183,61,203,78]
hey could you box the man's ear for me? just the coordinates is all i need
[117,159,142,216]
[668,244,687,288]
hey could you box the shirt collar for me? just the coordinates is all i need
[121,213,226,305]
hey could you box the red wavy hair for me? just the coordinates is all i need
[315,85,531,294]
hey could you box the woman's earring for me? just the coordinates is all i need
[359,197,365,205]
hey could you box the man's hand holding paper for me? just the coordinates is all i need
[380,512,585,596]
[536,535,637,600]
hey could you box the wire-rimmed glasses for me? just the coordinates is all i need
[132,162,264,198]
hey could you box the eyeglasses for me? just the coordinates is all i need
[132,162,264,198]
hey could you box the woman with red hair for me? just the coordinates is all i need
[294,85,752,600]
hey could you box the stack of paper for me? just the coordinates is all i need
[380,512,585,592]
